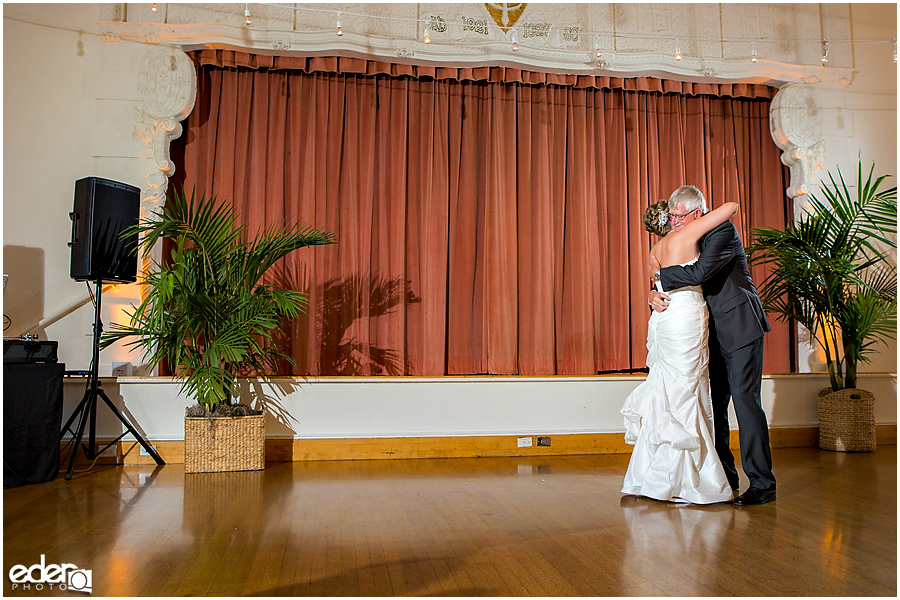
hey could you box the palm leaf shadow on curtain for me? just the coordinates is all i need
[268,263,420,376]
[173,51,794,376]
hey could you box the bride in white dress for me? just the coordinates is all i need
[621,199,739,504]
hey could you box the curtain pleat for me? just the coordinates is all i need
[175,52,793,376]
[193,51,776,99]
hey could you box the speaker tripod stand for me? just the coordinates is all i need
[61,280,164,480]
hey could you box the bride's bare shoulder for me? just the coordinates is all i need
[657,230,698,266]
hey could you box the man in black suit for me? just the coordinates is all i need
[649,185,776,506]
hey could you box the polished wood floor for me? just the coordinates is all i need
[3,447,896,596]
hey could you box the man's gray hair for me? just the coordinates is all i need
[668,185,708,214]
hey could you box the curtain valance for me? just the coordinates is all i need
[191,50,776,99]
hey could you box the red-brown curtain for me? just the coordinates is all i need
[174,51,793,376]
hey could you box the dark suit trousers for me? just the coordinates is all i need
[708,333,776,491]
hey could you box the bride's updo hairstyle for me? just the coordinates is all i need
[642,200,670,236]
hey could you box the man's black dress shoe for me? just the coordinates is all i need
[733,487,776,506]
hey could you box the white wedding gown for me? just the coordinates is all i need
[620,260,732,504]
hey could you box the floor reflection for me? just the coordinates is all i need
[2,448,895,596]
[620,493,735,552]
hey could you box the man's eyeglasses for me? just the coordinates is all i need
[669,210,696,222]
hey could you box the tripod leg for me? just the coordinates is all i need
[62,280,165,477]
[60,387,92,439]
[64,390,97,480]
[97,389,166,466]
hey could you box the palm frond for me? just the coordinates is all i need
[99,186,335,408]
[748,158,897,391]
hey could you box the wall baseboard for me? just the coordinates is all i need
[63,425,897,466]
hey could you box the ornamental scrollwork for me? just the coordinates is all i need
[134,46,197,207]
[769,84,825,198]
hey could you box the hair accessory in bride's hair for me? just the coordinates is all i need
[642,199,670,236]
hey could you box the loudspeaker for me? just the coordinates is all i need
[69,177,140,283]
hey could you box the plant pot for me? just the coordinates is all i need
[184,413,266,473]
[817,388,876,452]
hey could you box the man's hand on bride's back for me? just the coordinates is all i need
[649,255,661,279]
[649,290,671,312]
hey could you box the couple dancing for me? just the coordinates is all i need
[621,185,777,506]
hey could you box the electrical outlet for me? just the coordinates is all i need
[139,444,157,457]
[517,436,533,448]
[537,436,551,447]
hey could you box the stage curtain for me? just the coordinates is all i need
[175,51,792,376]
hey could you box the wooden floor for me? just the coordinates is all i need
[3,447,896,597]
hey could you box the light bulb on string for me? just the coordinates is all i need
[141,3,898,64]
[424,18,431,44]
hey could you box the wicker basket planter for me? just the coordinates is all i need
[817,388,876,452]
[184,413,266,473]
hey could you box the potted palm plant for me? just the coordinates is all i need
[100,187,335,472]
[748,160,896,451]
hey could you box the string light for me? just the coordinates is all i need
[142,3,900,64]
[424,18,431,44]
[511,27,518,52]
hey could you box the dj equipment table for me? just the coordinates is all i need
[3,363,65,488]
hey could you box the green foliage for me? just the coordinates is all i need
[100,188,335,412]
[748,160,897,391]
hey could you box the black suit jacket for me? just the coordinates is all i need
[659,221,770,352]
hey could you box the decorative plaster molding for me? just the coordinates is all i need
[106,5,857,208]
[769,84,825,198]
[97,3,857,87]
[98,3,124,23]
[484,3,527,33]
[134,45,197,208]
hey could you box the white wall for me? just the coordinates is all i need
[4,4,148,372]
[5,4,896,443]
[61,374,899,441]
[795,3,898,374]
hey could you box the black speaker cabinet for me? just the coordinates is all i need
[69,177,140,283]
